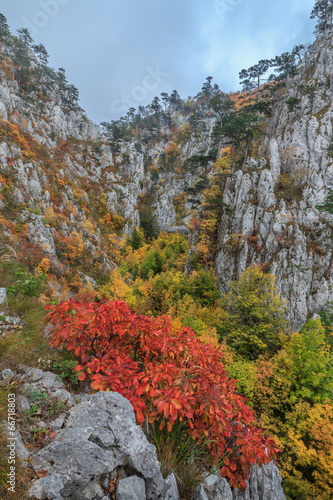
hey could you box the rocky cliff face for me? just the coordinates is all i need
[216,32,333,328]
[0,58,211,292]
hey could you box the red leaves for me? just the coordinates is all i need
[46,298,279,490]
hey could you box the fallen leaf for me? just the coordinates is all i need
[36,470,49,478]
[108,480,116,493]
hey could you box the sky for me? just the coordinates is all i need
[1,0,316,124]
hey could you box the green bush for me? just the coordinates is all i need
[6,269,47,298]
[52,360,80,386]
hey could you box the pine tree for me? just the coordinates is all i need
[126,107,136,123]
[223,266,288,360]
[66,84,80,109]
[32,43,49,65]
[11,36,32,89]
[169,90,182,112]
[150,96,162,139]
[160,92,170,111]
[220,111,260,166]
[130,228,144,249]
[57,67,68,91]
[271,52,297,80]
[200,76,213,99]
[239,60,272,119]
[17,27,33,48]
[101,120,127,157]
[210,94,235,124]
[0,13,10,41]
[311,0,333,34]
[292,44,306,64]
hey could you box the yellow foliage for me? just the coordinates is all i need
[198,327,220,348]
[35,258,50,274]
[64,231,85,263]
[97,269,136,309]
[164,142,180,159]
[280,402,333,500]
[213,155,232,176]
[81,219,95,234]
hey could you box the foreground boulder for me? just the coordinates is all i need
[28,391,165,499]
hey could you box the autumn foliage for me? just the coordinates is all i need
[46,298,279,489]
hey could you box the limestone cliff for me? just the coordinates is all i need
[216,32,333,328]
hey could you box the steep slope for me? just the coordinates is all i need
[216,31,333,328]
[0,38,213,297]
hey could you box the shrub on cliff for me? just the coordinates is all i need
[46,298,280,490]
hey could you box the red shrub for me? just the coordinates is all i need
[46,299,279,489]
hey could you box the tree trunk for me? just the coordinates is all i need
[242,140,249,169]
[257,76,260,122]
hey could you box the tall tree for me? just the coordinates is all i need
[0,13,10,41]
[126,107,136,123]
[188,110,201,137]
[101,120,127,158]
[239,60,272,119]
[271,52,297,80]
[11,36,32,89]
[223,266,288,360]
[292,44,306,64]
[200,76,213,99]
[32,43,49,66]
[160,92,170,111]
[150,96,162,139]
[311,0,333,34]
[17,27,33,48]
[220,110,261,166]
[210,94,235,124]
[56,67,68,98]
[66,84,80,109]
[169,90,182,112]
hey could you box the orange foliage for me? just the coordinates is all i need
[164,142,180,159]
[0,119,36,160]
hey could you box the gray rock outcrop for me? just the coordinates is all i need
[194,463,286,500]
[215,31,333,328]
[28,391,164,500]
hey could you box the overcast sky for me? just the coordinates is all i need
[2,0,315,123]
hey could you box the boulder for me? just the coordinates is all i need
[162,472,180,500]
[1,368,14,380]
[0,287,6,304]
[194,463,286,500]
[28,391,164,500]
[116,476,146,500]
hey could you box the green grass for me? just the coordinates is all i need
[0,379,32,499]
[0,260,62,371]
[148,420,205,499]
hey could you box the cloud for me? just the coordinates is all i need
[2,0,315,122]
